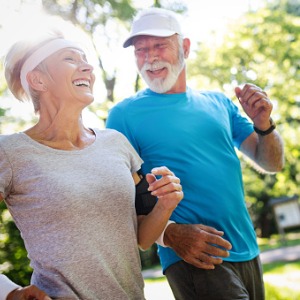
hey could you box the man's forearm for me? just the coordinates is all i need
[255,130,284,173]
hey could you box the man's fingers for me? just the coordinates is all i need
[183,252,225,270]
[185,257,216,270]
[204,243,231,258]
[198,224,233,250]
[198,224,224,235]
[234,86,242,99]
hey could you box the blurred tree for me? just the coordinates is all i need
[0,202,32,286]
[188,0,300,237]
[0,63,6,119]
[41,0,187,119]
[41,0,137,120]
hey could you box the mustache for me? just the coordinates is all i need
[141,61,170,72]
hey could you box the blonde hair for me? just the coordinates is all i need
[4,30,64,113]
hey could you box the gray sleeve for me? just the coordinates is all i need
[117,132,143,173]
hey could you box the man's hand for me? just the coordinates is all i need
[164,223,232,269]
[235,83,273,131]
[7,286,52,300]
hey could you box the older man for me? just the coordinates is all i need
[107,7,284,300]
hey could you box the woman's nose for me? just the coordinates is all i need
[79,62,94,73]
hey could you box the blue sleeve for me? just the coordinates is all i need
[229,100,254,149]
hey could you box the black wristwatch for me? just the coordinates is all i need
[254,118,276,136]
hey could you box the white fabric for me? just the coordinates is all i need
[20,39,81,97]
[0,274,20,300]
[156,220,175,247]
[123,11,182,47]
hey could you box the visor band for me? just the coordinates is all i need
[20,38,81,97]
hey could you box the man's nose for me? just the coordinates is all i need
[145,47,159,63]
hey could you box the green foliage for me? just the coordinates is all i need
[0,202,32,285]
[42,0,136,30]
[189,2,300,237]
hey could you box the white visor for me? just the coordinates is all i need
[20,38,82,97]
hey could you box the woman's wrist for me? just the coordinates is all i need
[155,220,176,247]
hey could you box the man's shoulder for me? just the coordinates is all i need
[114,89,149,108]
[190,88,225,98]
[188,88,229,103]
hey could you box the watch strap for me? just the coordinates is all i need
[254,118,276,136]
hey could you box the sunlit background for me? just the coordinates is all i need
[0,1,300,300]
[0,0,262,132]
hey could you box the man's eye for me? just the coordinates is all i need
[157,43,167,48]
[64,57,74,61]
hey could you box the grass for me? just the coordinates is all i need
[257,231,300,252]
[263,261,300,300]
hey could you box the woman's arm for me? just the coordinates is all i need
[133,167,183,251]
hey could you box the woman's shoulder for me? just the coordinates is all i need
[0,132,22,146]
[93,127,123,136]
[93,128,128,143]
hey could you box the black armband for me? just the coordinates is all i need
[135,174,157,215]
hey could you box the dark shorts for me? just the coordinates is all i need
[165,256,265,300]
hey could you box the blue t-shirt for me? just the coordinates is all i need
[106,87,259,272]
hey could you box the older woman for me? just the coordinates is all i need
[0,31,183,300]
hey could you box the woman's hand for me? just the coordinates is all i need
[146,166,183,211]
[136,166,183,250]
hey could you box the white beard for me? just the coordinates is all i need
[139,50,185,94]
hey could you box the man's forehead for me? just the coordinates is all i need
[132,35,173,46]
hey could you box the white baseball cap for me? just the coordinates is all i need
[123,8,182,48]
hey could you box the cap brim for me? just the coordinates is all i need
[123,29,176,48]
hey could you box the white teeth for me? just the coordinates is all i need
[73,80,90,87]
[145,62,164,72]
[151,62,162,71]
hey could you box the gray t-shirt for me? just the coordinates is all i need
[0,128,145,300]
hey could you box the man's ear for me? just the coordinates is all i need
[183,38,191,59]
[26,70,47,92]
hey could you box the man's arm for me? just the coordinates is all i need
[236,83,284,173]
[239,130,284,173]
